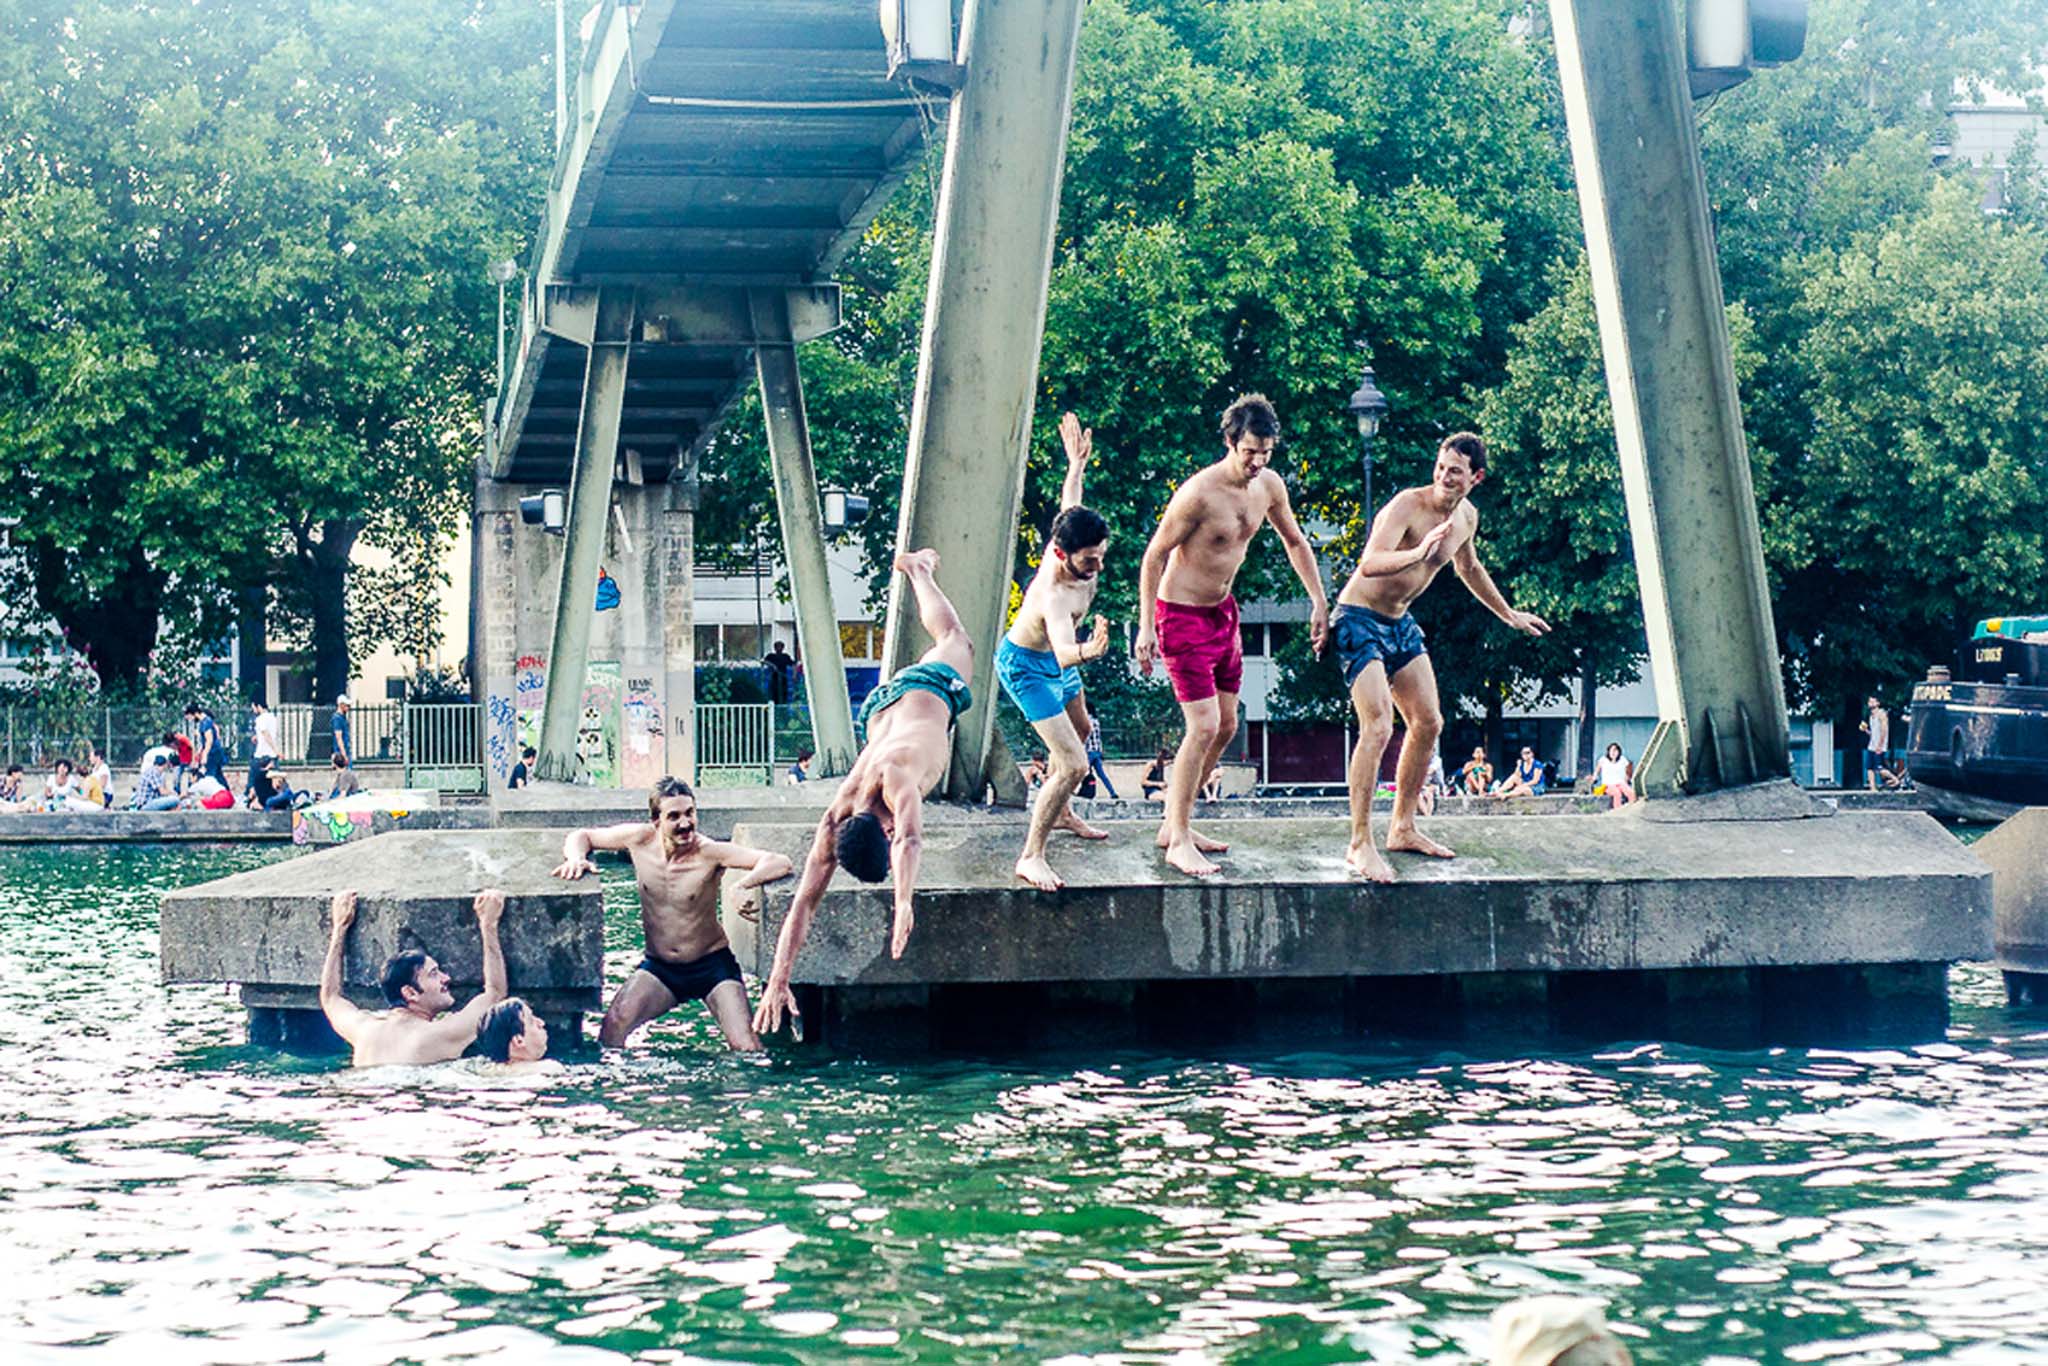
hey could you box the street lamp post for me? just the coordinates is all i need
[1346,363,1390,521]
[489,258,520,397]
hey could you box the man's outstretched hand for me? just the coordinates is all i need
[473,888,506,926]
[1507,610,1551,638]
[890,897,916,960]
[330,890,358,936]
[753,977,800,1036]
[1060,411,1091,466]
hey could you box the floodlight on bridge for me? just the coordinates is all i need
[822,488,870,533]
[519,490,566,534]
[1687,0,1807,97]
[879,0,965,90]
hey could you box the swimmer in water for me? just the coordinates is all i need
[318,888,509,1068]
[473,996,559,1072]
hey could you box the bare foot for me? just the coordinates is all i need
[1015,854,1065,891]
[1058,811,1109,840]
[894,547,939,576]
[1156,827,1229,854]
[1387,824,1456,859]
[1345,842,1396,883]
[1163,839,1221,877]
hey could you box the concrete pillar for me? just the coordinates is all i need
[880,0,1088,798]
[535,287,633,782]
[749,288,858,776]
[1547,0,1793,797]
[661,475,697,783]
[472,468,524,788]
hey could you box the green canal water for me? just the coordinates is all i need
[4,844,2047,1364]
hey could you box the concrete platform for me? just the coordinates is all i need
[1977,808,2048,1004]
[723,807,1989,1049]
[0,809,294,843]
[161,829,604,1050]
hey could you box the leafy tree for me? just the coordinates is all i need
[1777,180,2048,714]
[0,0,552,696]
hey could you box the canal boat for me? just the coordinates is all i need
[1906,615,2048,821]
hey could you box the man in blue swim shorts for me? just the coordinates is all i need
[998,481,1115,890]
[1337,432,1550,882]
[754,548,973,1037]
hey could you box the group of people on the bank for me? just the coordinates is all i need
[0,697,365,815]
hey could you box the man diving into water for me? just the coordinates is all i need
[1134,394,1330,876]
[317,888,508,1067]
[753,548,971,1037]
[551,776,794,1051]
[998,411,1114,891]
[1335,431,1549,881]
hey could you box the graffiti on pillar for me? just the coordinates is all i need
[595,567,620,612]
[486,693,517,782]
[579,660,623,787]
[514,653,547,709]
[620,676,664,789]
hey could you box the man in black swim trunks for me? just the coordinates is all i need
[1336,432,1549,882]
[552,776,794,1050]
[753,548,972,1037]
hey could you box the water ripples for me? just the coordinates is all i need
[4,845,2048,1361]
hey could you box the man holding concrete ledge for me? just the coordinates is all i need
[318,888,509,1067]
[753,548,972,1037]
[551,776,793,1051]
[998,411,1114,891]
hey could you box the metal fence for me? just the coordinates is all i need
[402,703,486,793]
[696,703,778,779]
[0,701,468,782]
[273,703,403,764]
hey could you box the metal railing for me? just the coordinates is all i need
[696,703,778,778]
[402,703,486,793]
[273,703,403,764]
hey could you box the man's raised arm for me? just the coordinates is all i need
[441,889,509,1040]
[1451,528,1550,637]
[318,891,370,1044]
[1264,476,1330,655]
[1059,411,1092,510]
[552,821,645,879]
[753,815,841,1035]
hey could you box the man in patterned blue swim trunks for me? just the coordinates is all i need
[1337,432,1550,882]
[754,548,972,1037]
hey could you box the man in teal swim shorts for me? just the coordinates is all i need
[754,548,972,1037]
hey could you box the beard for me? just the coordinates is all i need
[661,827,696,858]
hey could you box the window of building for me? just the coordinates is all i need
[694,625,723,662]
[723,624,764,662]
[1240,623,1267,657]
[839,623,878,660]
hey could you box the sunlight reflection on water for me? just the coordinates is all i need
[3,844,2047,1362]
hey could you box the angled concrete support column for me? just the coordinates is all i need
[535,286,633,782]
[750,288,857,776]
[1549,0,1792,797]
[880,0,1087,798]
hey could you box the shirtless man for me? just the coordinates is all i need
[1334,432,1549,881]
[551,775,794,1051]
[998,412,1114,891]
[317,888,509,1067]
[1134,394,1330,876]
[474,997,559,1072]
[753,548,971,1036]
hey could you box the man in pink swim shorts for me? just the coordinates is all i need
[1134,394,1330,876]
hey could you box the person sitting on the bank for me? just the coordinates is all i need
[1456,746,1492,796]
[1489,1296,1633,1366]
[753,549,974,1038]
[1419,748,1447,816]
[318,888,509,1068]
[786,748,813,786]
[245,756,298,811]
[1594,743,1636,808]
[1020,752,1049,788]
[508,746,534,789]
[552,776,794,1051]
[182,773,236,810]
[41,758,98,813]
[1493,746,1546,800]
[1139,745,1172,801]
[130,751,182,811]
[1880,754,1911,790]
[0,763,26,808]
[326,750,362,801]
[474,996,557,1071]
[83,745,114,808]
